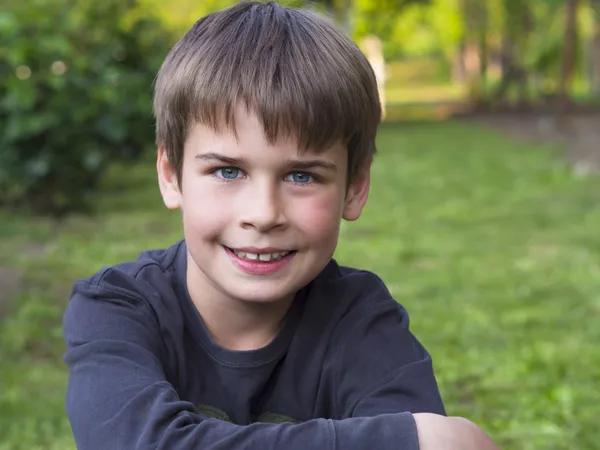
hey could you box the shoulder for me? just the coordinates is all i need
[308,260,427,360]
[62,242,189,388]
[300,260,414,358]
[304,262,443,415]
[309,261,409,327]
[72,240,184,295]
[68,240,187,322]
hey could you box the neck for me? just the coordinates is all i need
[186,253,294,351]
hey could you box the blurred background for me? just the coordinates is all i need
[1,1,599,449]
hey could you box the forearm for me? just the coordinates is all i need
[414,413,501,450]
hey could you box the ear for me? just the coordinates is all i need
[342,159,372,222]
[157,147,182,210]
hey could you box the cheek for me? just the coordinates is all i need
[179,176,231,237]
[289,190,344,241]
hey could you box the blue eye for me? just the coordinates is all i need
[286,172,313,184]
[215,167,242,180]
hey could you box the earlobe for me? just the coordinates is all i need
[342,161,372,222]
[157,147,182,210]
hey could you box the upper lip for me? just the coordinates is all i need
[226,246,295,254]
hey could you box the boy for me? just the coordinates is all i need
[63,2,499,449]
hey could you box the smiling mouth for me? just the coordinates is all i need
[224,247,296,262]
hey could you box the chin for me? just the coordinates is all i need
[226,284,299,305]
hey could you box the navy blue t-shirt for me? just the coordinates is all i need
[63,240,445,450]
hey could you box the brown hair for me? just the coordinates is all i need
[153,1,381,185]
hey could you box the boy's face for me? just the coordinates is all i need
[158,106,371,305]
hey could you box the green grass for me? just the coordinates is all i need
[384,59,465,109]
[1,121,600,449]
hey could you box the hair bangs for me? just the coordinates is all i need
[154,1,381,182]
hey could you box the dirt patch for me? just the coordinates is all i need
[463,113,600,173]
[0,266,23,320]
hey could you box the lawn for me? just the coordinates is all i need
[1,121,599,449]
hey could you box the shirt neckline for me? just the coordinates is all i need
[173,241,309,368]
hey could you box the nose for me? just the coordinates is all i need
[238,178,287,232]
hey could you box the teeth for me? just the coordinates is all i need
[233,250,291,262]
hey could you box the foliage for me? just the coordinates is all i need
[353,0,431,56]
[0,0,171,215]
[1,122,600,449]
[356,0,600,103]
[375,0,462,60]
[137,0,233,31]
[137,0,307,33]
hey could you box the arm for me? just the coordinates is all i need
[335,300,446,418]
[414,414,501,450]
[63,276,420,450]
[332,284,499,450]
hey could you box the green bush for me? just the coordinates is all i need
[0,0,171,215]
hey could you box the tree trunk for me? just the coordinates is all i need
[307,0,350,32]
[305,0,334,15]
[324,0,335,16]
[476,2,488,83]
[591,1,600,96]
[493,1,534,107]
[558,0,580,113]
[461,0,484,102]
[361,36,386,117]
[343,0,353,35]
[452,41,467,84]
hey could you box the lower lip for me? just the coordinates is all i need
[224,247,296,276]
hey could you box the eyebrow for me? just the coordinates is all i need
[284,160,337,172]
[195,153,246,166]
[195,152,338,172]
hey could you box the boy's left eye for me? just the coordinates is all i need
[285,172,313,184]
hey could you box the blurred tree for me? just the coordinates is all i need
[589,0,600,95]
[0,0,171,215]
[138,0,234,31]
[459,0,489,101]
[490,0,534,104]
[558,0,580,112]
[305,0,334,13]
[355,0,430,39]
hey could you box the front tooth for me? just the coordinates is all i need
[246,253,258,260]
[259,253,271,261]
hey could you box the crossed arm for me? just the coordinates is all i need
[415,413,500,450]
[63,278,500,450]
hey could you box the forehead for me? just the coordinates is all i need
[185,106,347,164]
